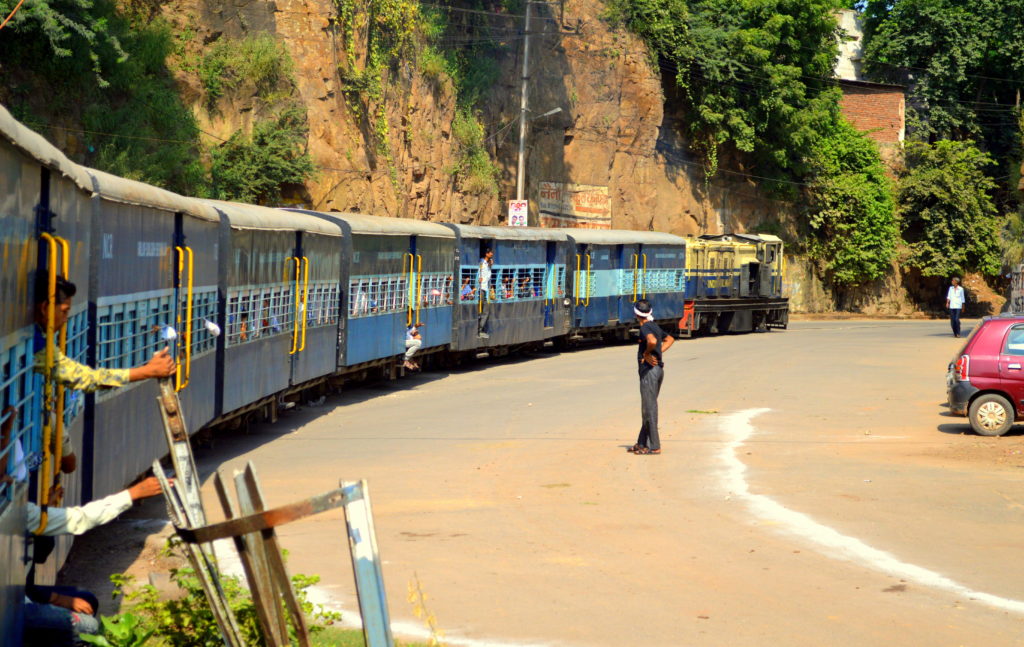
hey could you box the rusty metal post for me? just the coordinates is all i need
[239,463,312,646]
[213,471,284,647]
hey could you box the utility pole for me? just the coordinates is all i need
[515,0,533,202]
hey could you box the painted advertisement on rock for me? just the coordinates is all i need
[538,182,612,229]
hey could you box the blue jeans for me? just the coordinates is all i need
[950,308,961,336]
[24,586,100,646]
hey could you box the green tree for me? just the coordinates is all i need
[862,0,1024,174]
[209,107,317,204]
[898,140,1002,277]
[0,0,127,85]
[607,0,844,184]
[807,118,897,284]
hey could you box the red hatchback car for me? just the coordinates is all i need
[947,314,1024,436]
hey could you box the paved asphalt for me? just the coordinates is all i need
[190,319,1024,647]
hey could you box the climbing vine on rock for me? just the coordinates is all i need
[333,0,421,155]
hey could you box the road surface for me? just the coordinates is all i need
[76,319,1024,646]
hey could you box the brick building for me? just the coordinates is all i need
[837,80,906,145]
[834,9,905,148]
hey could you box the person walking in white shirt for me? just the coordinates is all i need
[946,277,966,337]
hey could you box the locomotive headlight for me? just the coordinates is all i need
[563,298,571,307]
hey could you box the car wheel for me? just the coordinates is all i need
[968,393,1015,436]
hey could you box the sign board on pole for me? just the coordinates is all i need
[507,200,528,227]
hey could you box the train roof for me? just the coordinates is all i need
[565,229,686,245]
[298,210,456,238]
[86,168,221,222]
[207,201,343,236]
[0,104,94,191]
[699,233,782,243]
[442,224,570,241]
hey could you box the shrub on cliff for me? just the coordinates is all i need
[806,119,897,285]
[898,140,1002,277]
[199,35,295,111]
[209,106,317,205]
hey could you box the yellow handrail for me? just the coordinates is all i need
[544,266,551,305]
[184,246,194,386]
[403,253,413,326]
[298,256,309,352]
[34,233,70,534]
[174,246,183,390]
[415,254,423,324]
[288,256,300,355]
[52,236,68,483]
[174,246,195,391]
[641,254,648,299]
[585,254,591,306]
[632,253,639,300]
[574,254,581,305]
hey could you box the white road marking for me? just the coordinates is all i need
[721,408,1024,614]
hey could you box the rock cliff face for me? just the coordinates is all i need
[480,0,797,235]
[163,0,793,235]
[168,0,500,221]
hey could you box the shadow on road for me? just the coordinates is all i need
[937,422,1024,437]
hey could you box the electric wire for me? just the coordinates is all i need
[0,0,26,30]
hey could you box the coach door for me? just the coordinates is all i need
[172,211,220,433]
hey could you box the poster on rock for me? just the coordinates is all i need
[538,182,611,229]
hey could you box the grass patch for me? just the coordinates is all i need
[686,409,719,414]
[312,626,433,646]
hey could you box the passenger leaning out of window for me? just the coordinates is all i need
[33,275,176,473]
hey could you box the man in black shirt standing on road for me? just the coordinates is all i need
[630,299,674,455]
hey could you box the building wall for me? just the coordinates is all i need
[839,85,906,145]
[835,9,865,81]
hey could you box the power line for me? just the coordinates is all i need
[0,0,26,30]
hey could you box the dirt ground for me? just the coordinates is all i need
[59,318,1024,646]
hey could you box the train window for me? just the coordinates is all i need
[349,279,370,316]
[417,273,453,308]
[459,266,479,301]
[531,267,544,298]
[0,339,40,507]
